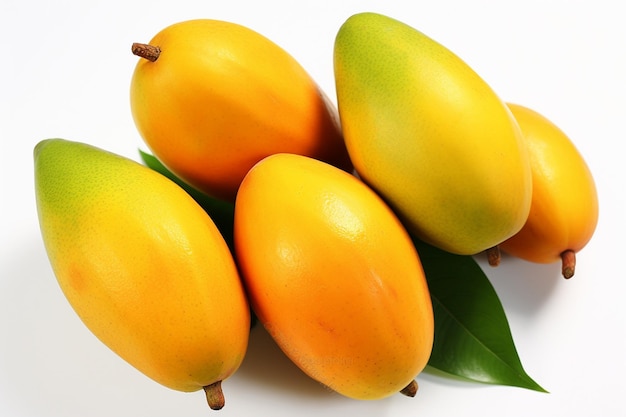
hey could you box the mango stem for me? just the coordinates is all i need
[561,249,576,279]
[203,381,225,410]
[399,379,418,397]
[131,43,161,62]
[486,245,501,267]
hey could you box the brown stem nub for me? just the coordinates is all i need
[486,245,501,267]
[131,42,161,62]
[203,381,225,410]
[400,379,418,397]
[561,249,576,279]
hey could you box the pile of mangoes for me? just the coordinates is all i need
[34,12,598,411]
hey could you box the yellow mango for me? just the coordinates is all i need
[500,104,599,278]
[34,139,250,410]
[234,153,434,400]
[334,12,532,255]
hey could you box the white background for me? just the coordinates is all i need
[1,1,624,416]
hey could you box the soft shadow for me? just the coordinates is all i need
[0,236,75,416]
[233,325,398,415]
[235,324,338,399]
[420,366,494,390]
[474,252,561,316]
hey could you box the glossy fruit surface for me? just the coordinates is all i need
[130,19,352,202]
[500,104,599,278]
[34,139,250,409]
[234,153,434,400]
[334,12,532,255]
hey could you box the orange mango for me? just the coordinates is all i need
[499,104,599,278]
[34,139,250,410]
[234,153,434,400]
[130,19,352,202]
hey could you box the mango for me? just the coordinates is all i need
[333,12,532,255]
[234,153,434,400]
[130,19,353,203]
[34,139,250,410]
[499,104,599,278]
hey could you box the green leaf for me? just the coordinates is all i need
[413,238,547,392]
[139,150,236,251]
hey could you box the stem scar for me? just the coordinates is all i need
[131,43,161,62]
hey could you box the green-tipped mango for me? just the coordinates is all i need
[334,12,532,255]
[34,139,250,410]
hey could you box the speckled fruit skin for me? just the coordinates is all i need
[234,153,434,400]
[34,139,250,400]
[334,12,532,255]
[500,104,599,276]
[130,19,352,202]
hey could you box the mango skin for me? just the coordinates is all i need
[130,19,352,202]
[500,104,599,265]
[34,139,250,393]
[334,12,532,255]
[234,153,434,400]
